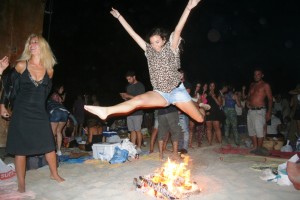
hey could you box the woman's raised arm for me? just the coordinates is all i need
[171,0,202,50]
[110,8,147,51]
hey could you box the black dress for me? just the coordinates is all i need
[205,95,222,122]
[6,66,55,155]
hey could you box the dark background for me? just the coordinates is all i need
[42,0,300,108]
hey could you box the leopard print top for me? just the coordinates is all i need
[145,34,181,93]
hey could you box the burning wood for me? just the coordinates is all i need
[134,156,200,199]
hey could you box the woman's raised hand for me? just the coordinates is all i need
[110,7,121,19]
[187,0,202,10]
[0,56,9,74]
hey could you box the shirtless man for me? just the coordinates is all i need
[247,68,272,155]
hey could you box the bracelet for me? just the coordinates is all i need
[117,14,121,19]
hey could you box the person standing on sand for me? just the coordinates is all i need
[247,68,272,155]
[120,71,145,153]
[84,0,205,123]
[0,34,64,193]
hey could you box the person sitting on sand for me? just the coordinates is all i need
[84,120,103,151]
[84,0,205,124]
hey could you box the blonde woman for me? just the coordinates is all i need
[0,34,64,192]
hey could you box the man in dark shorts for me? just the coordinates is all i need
[157,105,182,161]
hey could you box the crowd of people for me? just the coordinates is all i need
[1,0,299,193]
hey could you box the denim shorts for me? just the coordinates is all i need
[154,83,191,105]
[49,109,69,122]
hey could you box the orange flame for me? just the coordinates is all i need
[151,156,193,196]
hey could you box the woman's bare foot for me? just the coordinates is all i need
[17,186,25,193]
[84,105,108,120]
[287,161,300,190]
[159,153,164,161]
[50,174,65,183]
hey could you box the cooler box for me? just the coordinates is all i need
[102,131,118,137]
[92,143,120,161]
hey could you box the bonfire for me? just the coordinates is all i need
[134,156,200,199]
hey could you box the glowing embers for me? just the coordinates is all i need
[134,156,200,199]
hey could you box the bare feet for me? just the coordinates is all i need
[17,185,25,193]
[50,174,65,183]
[159,153,164,161]
[287,161,300,190]
[84,105,108,120]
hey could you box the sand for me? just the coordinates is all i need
[1,140,299,200]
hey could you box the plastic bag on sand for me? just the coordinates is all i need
[109,146,129,164]
[277,162,292,186]
[0,159,16,181]
[260,168,278,182]
[106,135,121,143]
[280,140,293,152]
[260,154,299,186]
[120,138,137,158]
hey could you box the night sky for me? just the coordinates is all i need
[43,0,300,108]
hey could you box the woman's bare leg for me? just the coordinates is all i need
[213,121,222,144]
[15,155,26,193]
[84,91,167,120]
[206,121,213,145]
[174,101,205,123]
[56,122,67,152]
[51,122,58,135]
[45,151,64,182]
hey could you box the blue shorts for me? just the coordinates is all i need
[49,109,69,122]
[154,83,191,105]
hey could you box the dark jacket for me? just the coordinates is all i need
[0,68,21,109]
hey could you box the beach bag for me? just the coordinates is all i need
[0,159,16,180]
[109,146,129,164]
